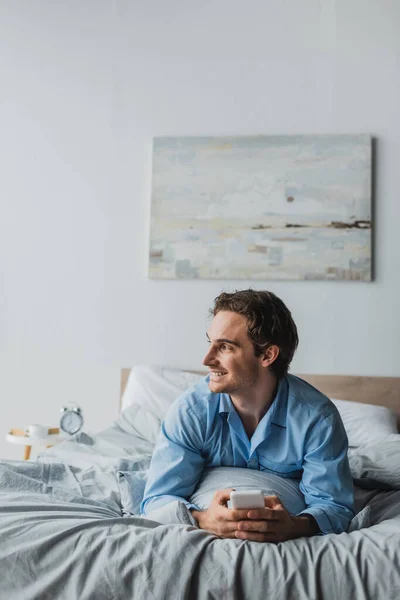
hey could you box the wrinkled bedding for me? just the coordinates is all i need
[1,425,400,600]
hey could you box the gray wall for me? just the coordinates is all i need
[1,0,399,459]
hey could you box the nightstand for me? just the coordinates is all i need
[5,427,67,460]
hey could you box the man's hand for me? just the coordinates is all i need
[235,494,319,543]
[192,492,320,543]
[191,489,252,538]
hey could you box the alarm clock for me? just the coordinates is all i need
[60,406,84,435]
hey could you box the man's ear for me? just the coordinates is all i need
[261,345,280,368]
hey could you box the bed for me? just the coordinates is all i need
[1,367,400,600]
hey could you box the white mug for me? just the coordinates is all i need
[26,424,47,437]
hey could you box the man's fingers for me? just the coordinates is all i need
[220,531,239,539]
[246,496,286,520]
[227,508,255,521]
[246,508,283,520]
[213,490,252,520]
[237,519,278,533]
[235,531,280,543]
[211,515,255,536]
[214,488,235,505]
[215,522,246,536]
[209,490,286,540]
[217,506,251,522]
[263,495,283,509]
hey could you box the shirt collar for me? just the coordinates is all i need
[270,376,288,427]
[218,392,233,414]
[218,376,288,428]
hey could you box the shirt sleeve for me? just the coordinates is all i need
[140,398,205,515]
[298,410,355,534]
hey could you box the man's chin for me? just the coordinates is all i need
[208,376,230,393]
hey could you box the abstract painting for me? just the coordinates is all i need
[149,135,372,280]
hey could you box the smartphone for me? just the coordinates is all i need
[230,490,265,509]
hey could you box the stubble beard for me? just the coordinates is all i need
[208,365,260,395]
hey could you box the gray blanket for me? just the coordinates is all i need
[1,427,400,600]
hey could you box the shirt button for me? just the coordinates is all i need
[248,459,258,469]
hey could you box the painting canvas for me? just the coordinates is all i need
[149,135,372,281]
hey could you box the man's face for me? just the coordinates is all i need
[202,310,264,395]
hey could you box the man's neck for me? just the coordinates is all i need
[230,373,279,430]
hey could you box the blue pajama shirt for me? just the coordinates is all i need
[140,374,355,534]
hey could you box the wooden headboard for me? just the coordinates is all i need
[120,369,400,428]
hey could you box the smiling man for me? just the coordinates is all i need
[140,290,354,541]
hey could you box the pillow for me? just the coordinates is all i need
[348,435,400,490]
[117,366,204,447]
[118,466,307,518]
[189,467,307,515]
[330,398,398,448]
[103,403,162,454]
[121,365,203,415]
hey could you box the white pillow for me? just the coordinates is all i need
[330,398,398,448]
[121,365,203,416]
[190,467,306,515]
[119,366,203,447]
[118,466,307,517]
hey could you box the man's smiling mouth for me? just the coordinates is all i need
[210,371,227,377]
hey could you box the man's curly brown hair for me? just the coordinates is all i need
[211,289,299,379]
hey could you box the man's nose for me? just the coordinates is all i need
[202,345,216,366]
